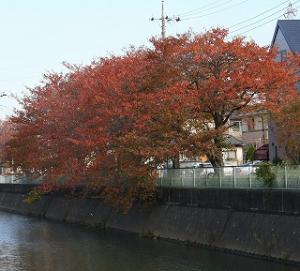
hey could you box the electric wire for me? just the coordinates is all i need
[236,4,300,36]
[181,0,250,21]
[229,0,300,34]
[176,0,233,17]
[229,0,290,29]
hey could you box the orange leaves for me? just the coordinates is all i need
[147,28,299,166]
[4,28,300,208]
[272,95,300,163]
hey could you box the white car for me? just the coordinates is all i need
[179,161,205,168]
[237,161,263,175]
[197,162,239,177]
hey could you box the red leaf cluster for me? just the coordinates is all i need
[4,29,299,209]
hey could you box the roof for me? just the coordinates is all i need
[271,20,300,53]
[224,135,243,147]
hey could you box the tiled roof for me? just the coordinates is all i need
[271,20,300,53]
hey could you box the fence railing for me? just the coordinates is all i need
[1,165,300,190]
[157,165,300,189]
[0,175,41,185]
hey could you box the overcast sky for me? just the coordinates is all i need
[0,0,297,119]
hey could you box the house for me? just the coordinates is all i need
[228,111,269,161]
[268,19,300,162]
[226,20,300,164]
[222,134,244,165]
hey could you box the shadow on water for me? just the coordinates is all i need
[0,211,298,271]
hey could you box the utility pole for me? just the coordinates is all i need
[161,0,166,39]
[150,0,181,40]
[284,1,298,19]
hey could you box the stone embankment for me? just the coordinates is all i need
[0,184,300,265]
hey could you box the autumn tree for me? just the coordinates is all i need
[5,28,300,209]
[149,29,299,166]
[272,96,300,164]
[0,120,14,166]
[5,49,213,209]
[0,120,13,147]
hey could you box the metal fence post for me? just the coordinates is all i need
[160,172,162,187]
[181,169,184,187]
[284,165,288,189]
[193,168,196,188]
[249,171,252,189]
[233,167,236,188]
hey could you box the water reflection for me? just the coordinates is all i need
[0,211,297,271]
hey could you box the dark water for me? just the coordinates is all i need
[0,211,298,271]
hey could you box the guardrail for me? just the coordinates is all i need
[157,165,300,189]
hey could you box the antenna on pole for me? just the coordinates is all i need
[284,1,297,19]
[150,0,181,40]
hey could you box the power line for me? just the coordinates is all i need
[177,0,234,17]
[237,5,300,36]
[175,0,226,17]
[238,15,285,35]
[229,0,290,29]
[181,0,250,21]
[229,0,300,35]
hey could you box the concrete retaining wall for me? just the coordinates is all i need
[1,186,300,265]
[158,187,300,215]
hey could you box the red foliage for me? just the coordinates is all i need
[272,96,300,163]
[149,29,299,166]
[4,28,300,209]
[0,120,14,165]
[0,120,13,147]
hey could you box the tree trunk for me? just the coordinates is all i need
[208,150,223,167]
[171,154,180,169]
[207,150,224,176]
[208,134,224,167]
[206,132,225,177]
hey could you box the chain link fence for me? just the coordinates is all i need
[157,165,300,189]
[1,165,300,190]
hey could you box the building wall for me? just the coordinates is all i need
[223,147,243,165]
[241,116,268,146]
[230,115,268,146]
[273,28,291,60]
[229,113,269,161]
[269,27,291,162]
[268,120,278,162]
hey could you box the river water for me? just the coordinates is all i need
[0,211,298,271]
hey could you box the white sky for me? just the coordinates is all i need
[0,0,297,119]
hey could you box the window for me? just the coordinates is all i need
[226,150,237,160]
[256,118,263,130]
[242,121,248,132]
[231,121,242,132]
[279,50,287,62]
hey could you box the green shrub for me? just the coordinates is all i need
[24,189,42,204]
[256,162,276,187]
[245,144,256,162]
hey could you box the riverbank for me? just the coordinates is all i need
[2,210,298,271]
[0,184,300,266]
